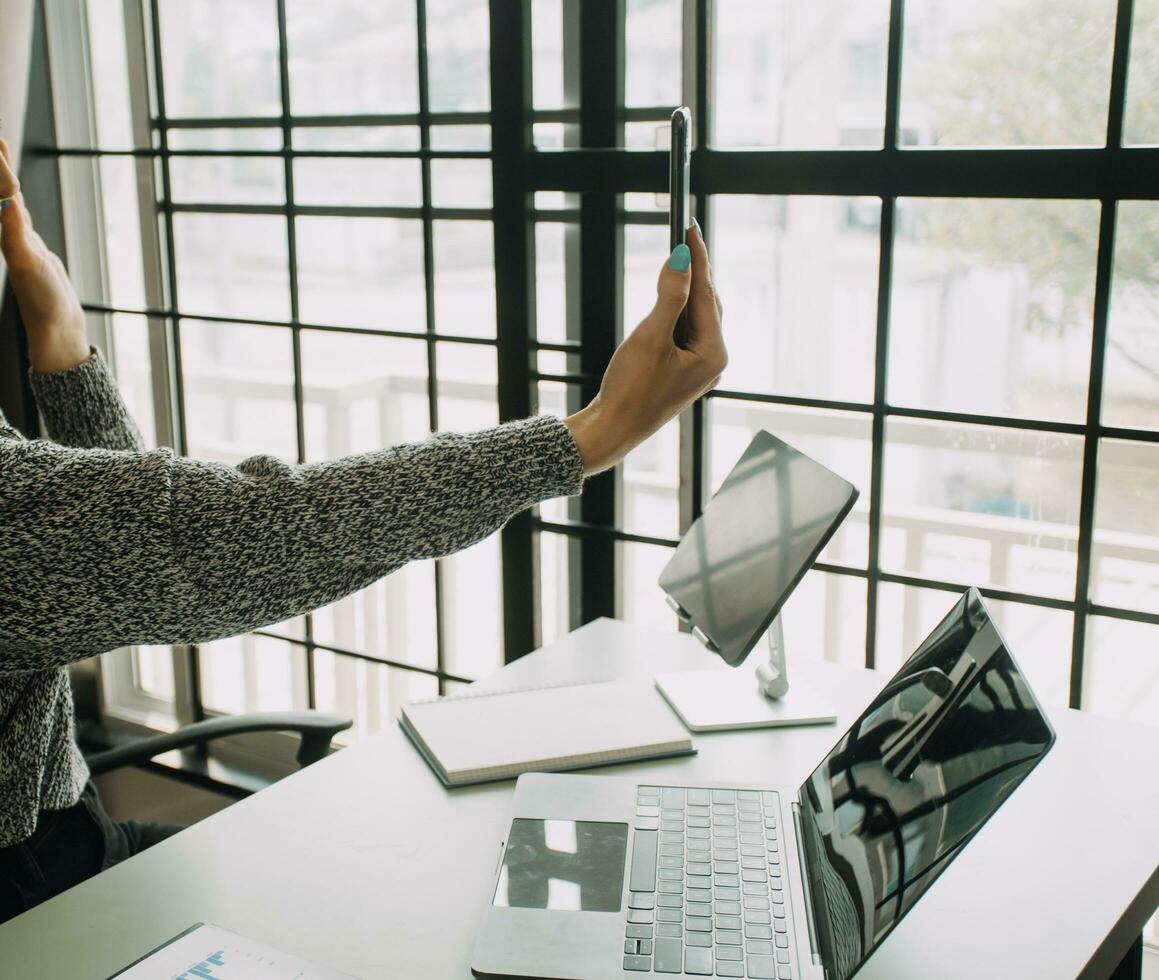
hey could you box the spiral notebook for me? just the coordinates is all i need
[399,678,695,787]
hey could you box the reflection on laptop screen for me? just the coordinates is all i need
[658,431,858,666]
[797,590,1055,980]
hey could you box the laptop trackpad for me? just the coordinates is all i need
[493,818,628,913]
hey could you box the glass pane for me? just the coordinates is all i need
[713,195,880,404]
[441,534,503,678]
[624,191,667,215]
[173,213,290,321]
[291,126,420,151]
[296,217,425,330]
[621,427,680,540]
[901,0,1116,147]
[425,0,491,112]
[534,221,578,346]
[133,647,177,704]
[881,419,1083,599]
[169,156,285,204]
[1092,439,1159,616]
[97,158,148,310]
[539,529,573,649]
[87,0,135,148]
[618,540,679,630]
[536,381,581,518]
[779,570,867,670]
[1103,201,1159,429]
[536,194,571,213]
[1082,616,1159,726]
[429,125,491,150]
[285,0,419,115]
[876,583,1072,708]
[180,320,298,464]
[433,340,500,681]
[300,329,430,458]
[436,342,502,677]
[714,0,890,148]
[533,122,573,149]
[707,400,872,568]
[294,158,422,207]
[314,651,439,745]
[199,635,307,715]
[536,380,573,426]
[623,223,668,340]
[437,342,497,431]
[625,0,681,109]
[430,159,492,208]
[1125,0,1159,145]
[158,0,281,118]
[890,198,1098,422]
[311,562,439,669]
[986,597,1073,710]
[532,0,566,110]
[433,221,495,337]
[625,121,668,150]
[60,158,148,310]
[169,128,283,151]
[536,349,568,377]
[105,313,158,448]
[260,615,308,642]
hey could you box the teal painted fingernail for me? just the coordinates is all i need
[0,199,12,210]
[668,243,691,271]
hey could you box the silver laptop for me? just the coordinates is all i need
[471,588,1055,979]
[472,433,1055,978]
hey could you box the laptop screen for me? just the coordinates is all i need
[796,590,1055,980]
[658,430,858,666]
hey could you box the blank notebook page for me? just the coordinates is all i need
[401,679,693,785]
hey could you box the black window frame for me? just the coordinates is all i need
[20,0,1159,724]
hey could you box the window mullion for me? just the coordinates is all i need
[577,0,624,623]
[492,0,541,661]
[1068,0,1137,709]
[864,0,906,671]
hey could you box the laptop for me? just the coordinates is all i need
[470,588,1056,979]
[470,432,1056,978]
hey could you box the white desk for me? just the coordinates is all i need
[1,619,1156,979]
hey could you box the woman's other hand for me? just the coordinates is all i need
[0,137,90,374]
[566,222,726,475]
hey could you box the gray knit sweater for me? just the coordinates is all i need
[0,349,584,847]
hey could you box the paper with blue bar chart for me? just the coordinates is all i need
[111,922,358,979]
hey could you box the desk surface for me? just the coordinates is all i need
[2,619,1156,980]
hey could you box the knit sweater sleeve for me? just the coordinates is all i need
[28,348,144,451]
[0,417,583,674]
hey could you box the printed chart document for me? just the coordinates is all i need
[110,923,358,979]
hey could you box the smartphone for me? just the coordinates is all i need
[669,106,692,348]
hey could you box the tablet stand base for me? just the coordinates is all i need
[654,617,837,733]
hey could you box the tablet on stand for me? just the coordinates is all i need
[654,430,859,732]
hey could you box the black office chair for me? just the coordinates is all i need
[84,711,354,781]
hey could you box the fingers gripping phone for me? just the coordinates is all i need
[669,106,692,348]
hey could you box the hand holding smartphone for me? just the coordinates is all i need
[669,106,692,348]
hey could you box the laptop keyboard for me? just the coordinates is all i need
[622,786,794,978]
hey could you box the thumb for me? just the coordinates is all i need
[650,243,692,322]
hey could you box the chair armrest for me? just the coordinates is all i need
[84,711,353,776]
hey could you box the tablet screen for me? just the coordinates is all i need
[658,430,858,666]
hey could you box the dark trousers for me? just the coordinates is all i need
[0,782,181,926]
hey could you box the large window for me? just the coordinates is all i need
[41,1,1159,755]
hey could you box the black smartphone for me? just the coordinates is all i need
[669,106,692,348]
